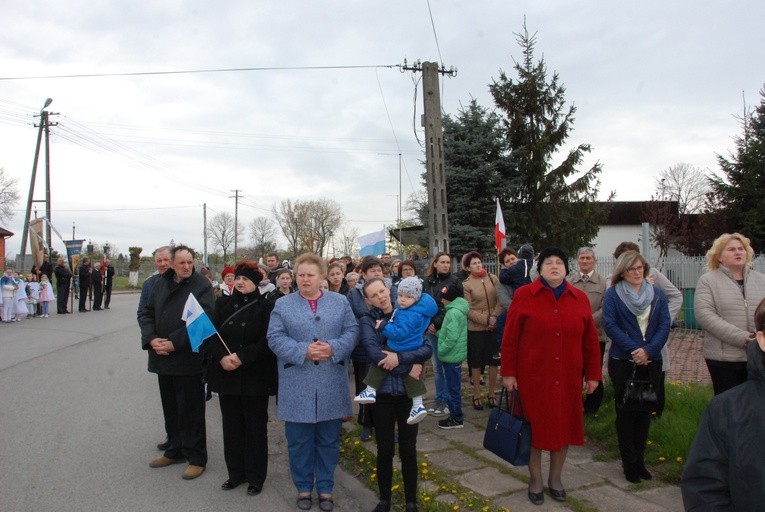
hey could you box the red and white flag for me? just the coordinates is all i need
[494,198,506,254]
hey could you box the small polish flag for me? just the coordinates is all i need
[494,198,506,255]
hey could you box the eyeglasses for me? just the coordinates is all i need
[626,265,644,275]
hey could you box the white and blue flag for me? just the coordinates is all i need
[358,229,386,257]
[182,293,217,353]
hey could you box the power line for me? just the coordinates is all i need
[0,64,401,81]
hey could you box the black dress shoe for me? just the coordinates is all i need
[221,479,242,490]
[247,484,262,495]
[372,500,391,512]
[405,503,418,512]
[527,491,544,506]
[548,487,567,502]
[157,439,171,451]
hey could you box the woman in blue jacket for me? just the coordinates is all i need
[359,278,432,512]
[603,250,670,484]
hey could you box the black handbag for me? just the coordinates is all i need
[483,387,531,466]
[621,363,658,412]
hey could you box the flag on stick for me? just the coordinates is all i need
[494,198,506,255]
[358,229,386,257]
[182,294,218,353]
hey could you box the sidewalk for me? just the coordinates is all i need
[344,329,705,511]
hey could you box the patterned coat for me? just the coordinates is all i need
[267,291,358,423]
[501,279,601,451]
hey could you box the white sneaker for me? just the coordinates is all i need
[354,388,377,404]
[407,405,427,425]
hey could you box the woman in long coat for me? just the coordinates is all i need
[501,247,601,506]
[267,253,358,512]
[204,261,277,496]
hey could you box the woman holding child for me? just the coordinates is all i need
[358,277,432,512]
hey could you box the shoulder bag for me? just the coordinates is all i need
[483,387,531,466]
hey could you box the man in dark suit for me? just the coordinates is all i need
[53,257,72,314]
[103,259,115,309]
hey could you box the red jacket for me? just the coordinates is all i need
[501,279,601,451]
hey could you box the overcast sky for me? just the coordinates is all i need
[1,1,763,261]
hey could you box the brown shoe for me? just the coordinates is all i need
[149,455,186,468]
[182,464,205,480]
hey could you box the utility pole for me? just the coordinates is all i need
[401,60,456,256]
[20,98,57,270]
[230,190,242,260]
[203,203,208,266]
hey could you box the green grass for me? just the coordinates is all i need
[584,379,713,483]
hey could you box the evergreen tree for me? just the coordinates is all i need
[488,25,609,254]
[710,88,765,249]
[416,99,505,257]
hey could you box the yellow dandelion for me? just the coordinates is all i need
[354,440,360,445]
[423,496,431,502]
[391,485,400,491]
[421,462,428,467]
[677,457,683,462]
[647,440,653,445]
[659,456,666,462]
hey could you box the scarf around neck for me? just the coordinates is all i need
[615,279,654,316]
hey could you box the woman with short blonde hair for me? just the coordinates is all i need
[695,232,765,394]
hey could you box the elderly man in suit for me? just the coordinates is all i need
[567,247,608,415]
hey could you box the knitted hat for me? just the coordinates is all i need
[221,266,235,280]
[536,247,570,276]
[440,281,462,302]
[234,264,262,285]
[518,243,534,260]
[397,277,422,301]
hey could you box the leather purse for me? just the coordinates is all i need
[483,387,531,466]
[621,363,658,412]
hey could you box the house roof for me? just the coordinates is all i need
[0,227,14,238]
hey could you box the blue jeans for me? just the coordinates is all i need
[442,362,463,422]
[285,419,342,495]
[427,333,448,404]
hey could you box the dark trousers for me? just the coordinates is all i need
[705,359,748,395]
[78,284,88,311]
[93,283,103,310]
[352,360,374,428]
[583,341,607,414]
[219,394,269,485]
[608,358,661,466]
[372,394,418,503]
[104,285,112,307]
[56,284,70,313]
[157,373,207,466]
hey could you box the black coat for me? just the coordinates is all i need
[138,269,215,376]
[204,289,277,396]
[54,264,72,288]
[681,341,765,510]
[423,272,461,329]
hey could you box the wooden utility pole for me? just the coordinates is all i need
[20,99,57,270]
[402,60,456,256]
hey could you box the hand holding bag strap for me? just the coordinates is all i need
[501,386,526,419]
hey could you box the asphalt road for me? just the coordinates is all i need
[0,293,374,512]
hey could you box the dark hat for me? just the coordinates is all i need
[440,281,463,302]
[221,266,235,280]
[536,247,569,276]
[518,243,534,260]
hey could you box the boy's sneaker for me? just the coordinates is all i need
[427,402,450,417]
[407,405,427,425]
[437,417,464,429]
[354,388,377,404]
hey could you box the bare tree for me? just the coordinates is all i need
[301,199,343,257]
[0,168,20,223]
[249,216,278,260]
[208,211,236,262]
[273,200,306,258]
[654,163,711,214]
[333,225,359,257]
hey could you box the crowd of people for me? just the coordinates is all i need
[7,232,764,510]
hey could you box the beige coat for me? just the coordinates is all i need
[463,273,503,332]
[568,271,607,342]
[694,266,765,363]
